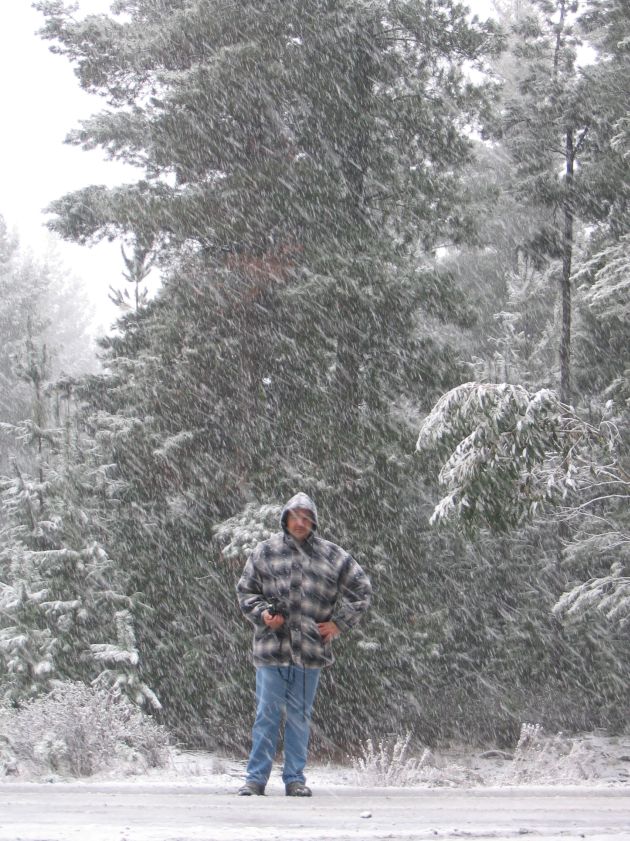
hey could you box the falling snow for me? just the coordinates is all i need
[1,0,629,836]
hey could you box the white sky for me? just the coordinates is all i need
[0,0,135,332]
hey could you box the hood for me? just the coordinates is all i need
[280,492,318,533]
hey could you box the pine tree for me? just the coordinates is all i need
[496,0,595,402]
[559,0,630,649]
[33,0,503,745]
[0,215,97,475]
[572,0,630,396]
[0,339,151,707]
[416,380,630,735]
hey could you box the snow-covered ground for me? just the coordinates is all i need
[1,733,628,841]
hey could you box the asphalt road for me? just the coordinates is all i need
[0,783,628,840]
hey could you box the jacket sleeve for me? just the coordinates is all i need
[236,545,268,627]
[332,553,372,633]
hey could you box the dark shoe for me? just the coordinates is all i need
[238,781,265,796]
[285,781,312,797]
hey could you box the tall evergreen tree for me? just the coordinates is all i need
[35,0,501,746]
[0,214,97,474]
[409,0,630,740]
[497,0,593,402]
[573,0,630,396]
[0,339,151,707]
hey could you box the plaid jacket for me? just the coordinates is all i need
[236,531,371,668]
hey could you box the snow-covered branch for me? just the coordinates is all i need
[416,382,606,532]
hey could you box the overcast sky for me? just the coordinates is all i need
[0,1,134,332]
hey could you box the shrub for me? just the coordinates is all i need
[0,681,170,778]
[351,733,431,786]
[351,733,485,787]
[508,722,599,784]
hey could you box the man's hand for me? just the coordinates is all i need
[317,621,340,643]
[262,610,285,630]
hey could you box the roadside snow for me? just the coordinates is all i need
[3,729,629,788]
[81,730,630,789]
[0,733,628,841]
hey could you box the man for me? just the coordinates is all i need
[236,492,371,797]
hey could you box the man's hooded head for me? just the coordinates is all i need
[280,492,318,536]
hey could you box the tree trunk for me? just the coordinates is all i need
[334,21,374,433]
[560,127,574,405]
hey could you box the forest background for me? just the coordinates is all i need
[0,0,628,760]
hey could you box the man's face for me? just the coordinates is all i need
[286,507,314,542]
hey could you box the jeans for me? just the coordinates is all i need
[246,665,321,786]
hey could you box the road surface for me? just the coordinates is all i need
[0,783,628,840]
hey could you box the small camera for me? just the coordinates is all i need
[265,597,289,619]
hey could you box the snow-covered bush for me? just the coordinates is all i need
[351,732,474,787]
[0,681,170,778]
[352,733,424,786]
[0,724,18,776]
[508,723,599,784]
